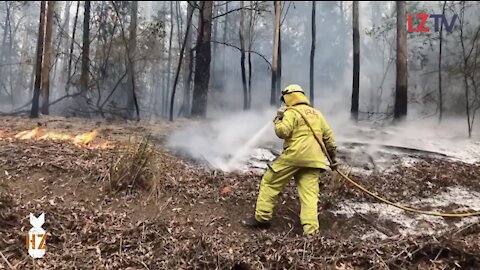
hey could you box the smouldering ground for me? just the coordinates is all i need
[1,115,480,269]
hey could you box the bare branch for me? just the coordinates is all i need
[209,40,271,68]
[212,6,262,20]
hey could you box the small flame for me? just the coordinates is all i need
[14,127,47,140]
[10,128,113,149]
[73,130,98,145]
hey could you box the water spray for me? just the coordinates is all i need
[222,121,273,172]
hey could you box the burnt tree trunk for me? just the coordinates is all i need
[211,2,218,92]
[394,1,408,120]
[126,1,139,120]
[239,1,248,110]
[182,1,194,117]
[41,1,55,115]
[191,1,213,118]
[309,1,316,106]
[270,1,281,106]
[247,1,256,109]
[222,1,229,89]
[351,1,360,121]
[80,1,90,94]
[438,0,447,123]
[30,1,46,118]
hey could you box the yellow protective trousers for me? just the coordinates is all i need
[255,163,322,234]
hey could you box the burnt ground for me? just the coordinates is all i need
[0,115,480,269]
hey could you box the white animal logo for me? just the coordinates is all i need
[27,213,46,258]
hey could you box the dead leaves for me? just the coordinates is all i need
[1,118,480,269]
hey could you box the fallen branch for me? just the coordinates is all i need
[0,92,83,116]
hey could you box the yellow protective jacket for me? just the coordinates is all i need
[273,92,336,169]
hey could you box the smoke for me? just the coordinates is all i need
[208,1,480,123]
[166,106,480,172]
[166,107,282,170]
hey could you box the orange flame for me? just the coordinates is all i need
[73,130,98,146]
[14,127,47,140]
[11,128,113,149]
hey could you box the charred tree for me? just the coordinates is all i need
[222,1,229,88]
[30,1,46,118]
[394,1,408,120]
[191,1,213,118]
[211,3,218,92]
[247,1,257,109]
[126,1,139,120]
[270,1,281,106]
[80,1,90,94]
[351,1,360,121]
[438,1,447,123]
[41,1,55,115]
[182,1,195,117]
[309,1,316,107]
[239,1,248,110]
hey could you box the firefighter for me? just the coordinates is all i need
[241,84,337,235]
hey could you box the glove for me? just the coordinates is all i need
[275,106,286,121]
[327,148,338,170]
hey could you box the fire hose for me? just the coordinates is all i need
[287,106,480,218]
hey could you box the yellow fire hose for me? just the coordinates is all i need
[287,106,480,218]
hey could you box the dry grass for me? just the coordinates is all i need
[107,135,155,194]
[323,166,350,195]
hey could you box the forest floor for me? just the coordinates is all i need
[1,115,480,269]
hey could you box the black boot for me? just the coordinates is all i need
[241,216,271,229]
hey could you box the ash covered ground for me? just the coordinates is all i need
[1,115,480,269]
